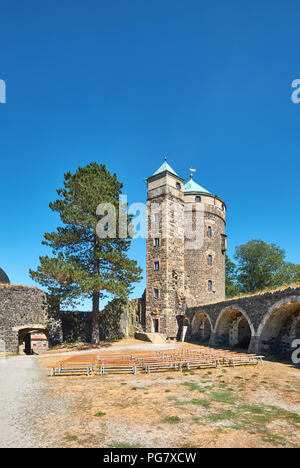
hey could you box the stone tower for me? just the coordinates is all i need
[145,160,227,338]
[145,160,185,337]
[183,174,227,307]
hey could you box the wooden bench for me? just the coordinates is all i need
[183,359,221,370]
[145,362,180,374]
[48,362,94,377]
[100,364,137,375]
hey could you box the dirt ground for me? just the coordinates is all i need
[36,343,300,448]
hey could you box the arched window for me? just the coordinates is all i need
[208,280,213,292]
[176,182,181,190]
[154,288,159,299]
[208,255,212,266]
[195,195,201,202]
[207,226,212,238]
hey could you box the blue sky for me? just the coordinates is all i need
[1,0,300,309]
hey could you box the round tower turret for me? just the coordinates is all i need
[183,175,226,306]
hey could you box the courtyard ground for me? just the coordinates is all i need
[0,343,299,448]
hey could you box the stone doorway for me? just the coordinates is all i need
[153,318,159,333]
[17,327,49,355]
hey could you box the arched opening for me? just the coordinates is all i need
[191,312,212,344]
[18,327,48,355]
[259,301,300,355]
[215,308,252,350]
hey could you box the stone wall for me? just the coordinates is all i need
[0,283,143,352]
[59,297,144,344]
[0,285,48,353]
[187,286,300,354]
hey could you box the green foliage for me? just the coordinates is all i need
[225,255,242,297]
[226,239,300,296]
[29,163,142,343]
[234,239,299,293]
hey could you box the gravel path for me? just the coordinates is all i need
[0,356,73,448]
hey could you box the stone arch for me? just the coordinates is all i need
[214,307,254,350]
[13,325,49,355]
[257,297,300,354]
[191,311,213,343]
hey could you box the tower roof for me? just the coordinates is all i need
[153,160,178,177]
[184,177,211,194]
[0,268,10,284]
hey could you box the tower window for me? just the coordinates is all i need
[195,196,201,202]
[154,237,160,247]
[208,280,213,292]
[207,226,212,238]
[176,182,181,190]
[222,204,225,211]
[154,213,160,223]
[208,255,212,266]
[154,288,159,299]
[154,261,160,271]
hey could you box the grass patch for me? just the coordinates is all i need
[65,434,78,441]
[182,381,201,391]
[190,399,211,408]
[162,415,181,424]
[208,409,237,423]
[210,391,238,405]
[94,411,106,417]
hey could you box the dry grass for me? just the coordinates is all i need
[38,347,300,448]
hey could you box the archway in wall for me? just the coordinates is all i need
[191,312,212,343]
[214,309,252,350]
[258,301,300,355]
[18,327,48,355]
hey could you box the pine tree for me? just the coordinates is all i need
[30,163,142,343]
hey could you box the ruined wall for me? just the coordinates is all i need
[0,283,144,352]
[59,298,144,344]
[0,285,48,353]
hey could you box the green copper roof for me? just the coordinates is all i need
[184,178,211,194]
[153,160,178,176]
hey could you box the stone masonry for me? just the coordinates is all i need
[145,160,226,338]
[187,286,300,354]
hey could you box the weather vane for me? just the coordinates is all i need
[189,168,196,178]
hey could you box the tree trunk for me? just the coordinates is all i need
[91,290,100,344]
[91,234,100,344]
